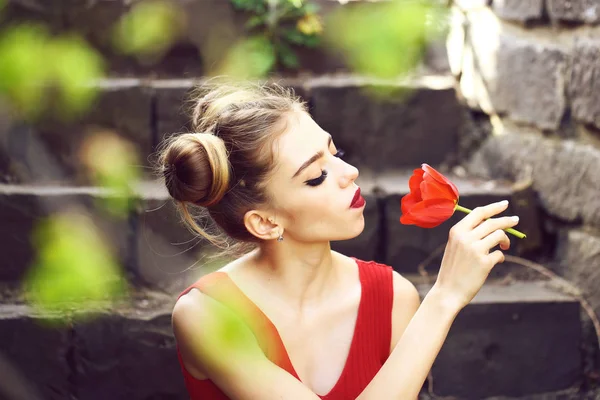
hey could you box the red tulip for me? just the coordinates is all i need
[400,164,526,238]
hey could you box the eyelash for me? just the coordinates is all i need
[305,149,345,187]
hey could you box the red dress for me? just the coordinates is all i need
[175,258,394,400]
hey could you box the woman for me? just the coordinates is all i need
[158,81,519,399]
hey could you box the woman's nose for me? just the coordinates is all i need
[340,162,359,187]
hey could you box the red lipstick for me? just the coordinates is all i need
[350,188,366,209]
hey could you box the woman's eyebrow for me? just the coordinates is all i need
[292,135,332,179]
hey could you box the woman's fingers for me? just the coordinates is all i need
[471,216,520,241]
[488,249,506,266]
[479,229,510,253]
[454,201,509,232]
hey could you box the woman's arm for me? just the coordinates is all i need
[359,200,519,399]
[173,288,321,400]
[358,286,457,399]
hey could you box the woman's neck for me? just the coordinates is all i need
[250,240,340,308]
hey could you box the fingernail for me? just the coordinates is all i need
[511,216,519,222]
[500,200,509,205]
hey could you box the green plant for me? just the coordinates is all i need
[229,0,322,72]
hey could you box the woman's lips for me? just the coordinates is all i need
[350,188,366,208]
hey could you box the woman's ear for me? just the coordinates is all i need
[244,210,280,241]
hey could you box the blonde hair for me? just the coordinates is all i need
[154,80,307,251]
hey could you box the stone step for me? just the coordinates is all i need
[0,280,582,399]
[0,74,464,185]
[3,0,449,78]
[0,170,542,293]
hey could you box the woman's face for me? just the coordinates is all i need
[264,111,365,243]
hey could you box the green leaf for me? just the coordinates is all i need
[218,35,276,78]
[282,28,305,45]
[48,35,104,119]
[246,15,267,29]
[24,212,128,322]
[276,41,299,69]
[301,34,320,48]
[112,0,183,58]
[302,3,319,14]
[324,0,434,79]
[0,25,52,117]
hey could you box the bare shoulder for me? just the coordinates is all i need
[391,270,421,306]
[390,271,421,352]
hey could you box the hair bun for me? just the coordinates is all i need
[162,133,230,207]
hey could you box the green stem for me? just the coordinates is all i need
[455,204,527,239]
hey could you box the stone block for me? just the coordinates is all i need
[0,185,133,284]
[153,80,196,146]
[452,8,568,130]
[492,0,544,22]
[494,35,569,130]
[554,228,600,316]
[132,180,209,294]
[73,305,188,400]
[0,80,153,184]
[380,171,534,274]
[466,132,600,228]
[3,0,65,31]
[547,0,600,24]
[309,76,463,172]
[420,281,582,398]
[331,193,380,262]
[0,304,71,399]
[570,38,600,129]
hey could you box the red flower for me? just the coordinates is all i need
[400,164,459,228]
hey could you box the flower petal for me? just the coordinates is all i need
[400,198,456,228]
[420,176,456,202]
[401,193,420,215]
[408,168,425,200]
[422,163,459,199]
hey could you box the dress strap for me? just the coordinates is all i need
[354,259,394,363]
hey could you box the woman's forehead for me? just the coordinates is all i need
[276,112,331,171]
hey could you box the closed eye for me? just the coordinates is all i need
[304,148,345,187]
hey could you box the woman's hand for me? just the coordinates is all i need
[433,200,520,313]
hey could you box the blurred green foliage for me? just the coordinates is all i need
[24,212,127,322]
[325,0,447,79]
[0,25,104,119]
[0,1,182,319]
[226,0,322,75]
[112,0,184,60]
[80,131,142,217]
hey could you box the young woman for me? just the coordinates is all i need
[158,81,519,400]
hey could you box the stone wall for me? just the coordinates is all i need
[448,0,600,385]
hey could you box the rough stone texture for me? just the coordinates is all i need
[3,0,65,32]
[309,76,463,172]
[418,281,582,398]
[547,0,600,24]
[0,80,153,184]
[73,306,187,400]
[153,80,197,145]
[570,38,600,129]
[451,9,569,130]
[331,193,380,262]
[0,305,71,400]
[553,228,600,315]
[0,185,132,284]
[493,35,569,130]
[492,0,544,22]
[466,132,600,228]
[132,181,208,294]
[380,170,537,274]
